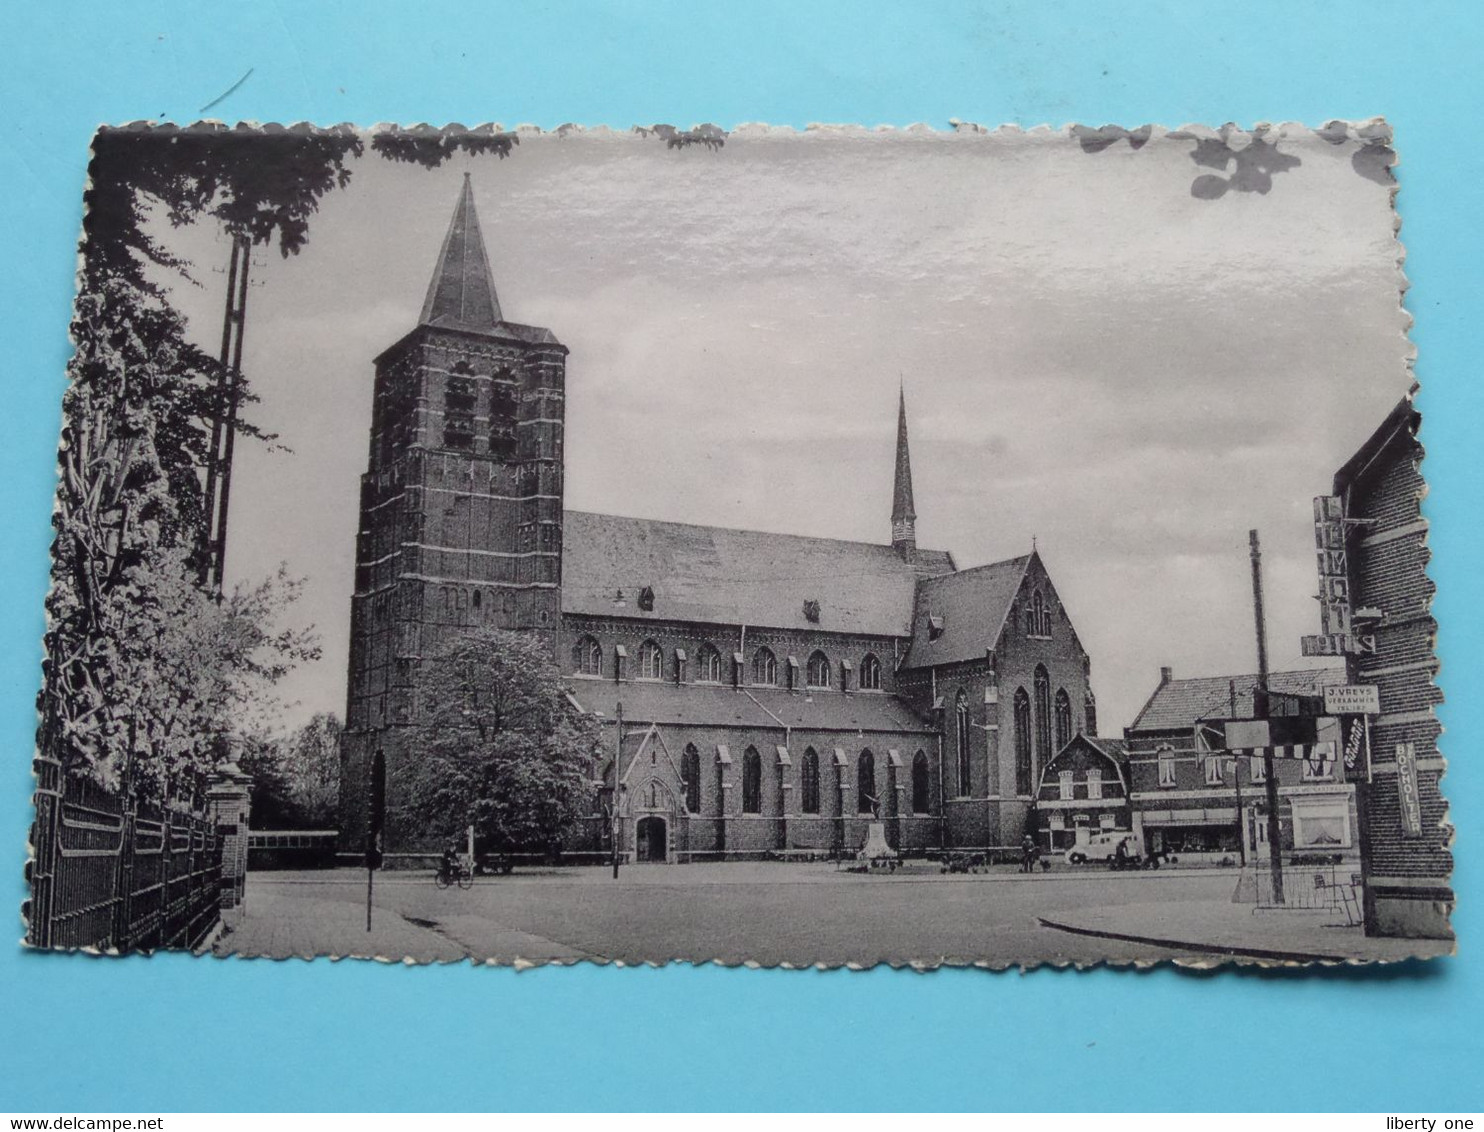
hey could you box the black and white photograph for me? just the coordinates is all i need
[27,120,1452,968]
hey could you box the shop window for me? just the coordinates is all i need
[1292,800,1350,849]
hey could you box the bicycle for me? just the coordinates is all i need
[434,862,474,890]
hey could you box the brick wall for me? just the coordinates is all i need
[1340,409,1452,937]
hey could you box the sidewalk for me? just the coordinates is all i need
[1038,900,1454,964]
[213,883,468,963]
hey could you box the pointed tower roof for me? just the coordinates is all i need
[419,174,503,329]
[892,386,917,525]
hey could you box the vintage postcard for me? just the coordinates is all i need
[26,121,1451,968]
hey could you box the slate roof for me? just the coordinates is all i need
[560,510,954,636]
[892,388,916,524]
[900,555,1032,668]
[420,174,503,329]
[566,680,935,735]
[1087,736,1129,765]
[1128,667,1348,733]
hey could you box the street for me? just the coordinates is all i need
[215,864,1263,967]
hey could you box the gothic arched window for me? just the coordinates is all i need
[682,744,701,814]
[807,651,832,689]
[801,747,821,814]
[573,635,602,676]
[1028,590,1051,637]
[1014,686,1033,796]
[752,647,777,686]
[639,640,664,681]
[1034,665,1052,768]
[955,688,972,797]
[1054,687,1073,751]
[695,642,722,683]
[742,747,762,814]
[912,750,931,814]
[443,367,476,450]
[859,653,882,691]
[857,750,877,815]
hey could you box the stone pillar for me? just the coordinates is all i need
[207,762,253,926]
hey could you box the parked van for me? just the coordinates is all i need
[1067,830,1142,867]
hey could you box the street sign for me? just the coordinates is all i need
[1224,720,1270,749]
[1324,684,1381,715]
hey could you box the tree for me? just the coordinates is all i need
[280,713,342,828]
[400,630,603,853]
[42,126,534,797]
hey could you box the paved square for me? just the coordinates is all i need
[212,863,1379,967]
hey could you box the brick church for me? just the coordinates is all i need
[340,178,1098,864]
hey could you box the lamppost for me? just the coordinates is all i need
[611,700,625,880]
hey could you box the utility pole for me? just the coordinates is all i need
[201,233,252,592]
[1250,530,1284,905]
[1229,680,1245,868]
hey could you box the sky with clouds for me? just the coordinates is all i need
[154,125,1410,734]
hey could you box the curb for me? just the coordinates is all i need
[1036,915,1344,963]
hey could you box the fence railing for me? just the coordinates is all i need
[27,754,224,952]
[1237,859,1364,925]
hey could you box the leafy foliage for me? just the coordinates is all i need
[236,713,342,829]
[400,630,602,852]
[370,125,518,168]
[84,124,363,293]
[41,125,362,796]
[45,123,531,802]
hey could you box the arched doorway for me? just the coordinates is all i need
[636,815,668,862]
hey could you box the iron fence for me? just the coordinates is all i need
[1239,859,1364,925]
[26,754,224,952]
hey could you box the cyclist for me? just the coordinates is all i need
[439,843,461,884]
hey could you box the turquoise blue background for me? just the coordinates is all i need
[2,0,1479,1112]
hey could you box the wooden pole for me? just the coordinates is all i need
[200,237,241,584]
[210,235,252,592]
[1250,530,1284,905]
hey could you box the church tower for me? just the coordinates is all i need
[339,175,568,858]
[891,387,917,560]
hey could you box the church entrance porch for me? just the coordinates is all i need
[636,815,668,863]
